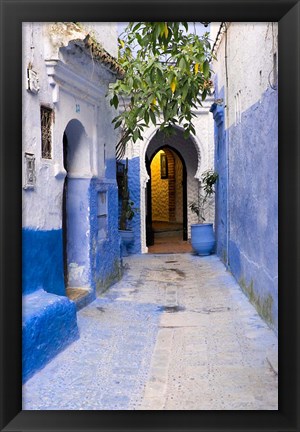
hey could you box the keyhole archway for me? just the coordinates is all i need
[140,126,206,254]
[146,145,187,249]
[62,119,92,299]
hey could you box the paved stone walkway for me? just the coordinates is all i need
[22,254,278,410]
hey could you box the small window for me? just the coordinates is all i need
[40,106,53,159]
[97,192,108,240]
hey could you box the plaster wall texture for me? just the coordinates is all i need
[211,98,227,262]
[79,22,118,58]
[23,22,119,231]
[22,289,79,383]
[212,22,278,331]
[22,22,122,378]
[90,179,122,292]
[212,22,278,127]
[22,229,65,296]
[65,178,91,288]
[126,157,142,255]
[42,22,118,65]
[23,22,121,290]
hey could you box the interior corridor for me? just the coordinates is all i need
[148,221,192,254]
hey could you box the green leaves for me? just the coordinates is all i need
[149,109,156,126]
[110,94,119,109]
[203,60,210,78]
[178,56,187,70]
[110,22,214,153]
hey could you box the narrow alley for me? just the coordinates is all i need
[22,253,278,410]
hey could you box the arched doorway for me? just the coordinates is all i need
[139,126,206,254]
[62,119,92,301]
[146,145,190,253]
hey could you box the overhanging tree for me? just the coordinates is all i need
[109,22,214,159]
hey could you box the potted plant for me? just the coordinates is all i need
[118,158,138,256]
[189,169,218,256]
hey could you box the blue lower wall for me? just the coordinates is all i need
[23,178,122,297]
[118,157,141,255]
[211,88,227,263]
[66,178,91,287]
[90,178,122,293]
[214,86,278,331]
[22,177,122,382]
[127,157,141,254]
[22,228,65,296]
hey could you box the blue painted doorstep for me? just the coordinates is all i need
[22,289,79,383]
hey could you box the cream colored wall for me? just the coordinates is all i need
[151,151,169,221]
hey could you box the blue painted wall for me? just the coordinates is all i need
[66,178,91,287]
[22,174,122,382]
[213,86,278,330]
[127,157,141,254]
[64,175,122,294]
[22,228,65,296]
[210,87,227,263]
[23,177,122,297]
[22,228,80,382]
[118,157,141,255]
[90,176,122,293]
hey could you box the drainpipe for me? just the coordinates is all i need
[224,23,230,269]
[210,22,229,268]
[210,101,224,257]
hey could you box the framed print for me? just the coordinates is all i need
[1,1,300,432]
[160,153,168,179]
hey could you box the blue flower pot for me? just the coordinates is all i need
[191,223,216,256]
[119,230,134,256]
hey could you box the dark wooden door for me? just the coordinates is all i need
[145,155,154,246]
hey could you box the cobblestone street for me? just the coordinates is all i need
[23,253,278,410]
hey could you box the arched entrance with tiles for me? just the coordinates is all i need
[140,126,207,254]
[146,145,189,253]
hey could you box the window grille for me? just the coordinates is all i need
[41,106,53,159]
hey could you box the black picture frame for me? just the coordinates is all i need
[160,153,168,179]
[1,1,299,431]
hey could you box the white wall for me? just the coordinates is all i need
[211,22,278,128]
[81,23,118,58]
[22,22,119,231]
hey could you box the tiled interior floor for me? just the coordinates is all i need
[148,221,193,254]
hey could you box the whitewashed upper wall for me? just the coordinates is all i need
[212,22,278,128]
[42,22,118,60]
[80,23,118,58]
[22,22,119,230]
